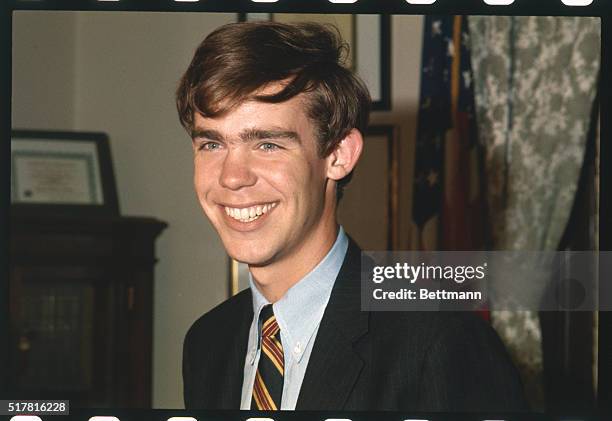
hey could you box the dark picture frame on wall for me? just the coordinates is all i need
[338,124,399,251]
[10,130,119,217]
[238,13,391,110]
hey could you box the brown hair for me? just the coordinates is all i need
[176,21,371,197]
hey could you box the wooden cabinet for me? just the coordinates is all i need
[8,215,166,408]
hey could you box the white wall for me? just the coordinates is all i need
[12,12,424,408]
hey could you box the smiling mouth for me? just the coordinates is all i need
[223,202,277,223]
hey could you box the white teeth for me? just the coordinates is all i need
[224,203,277,222]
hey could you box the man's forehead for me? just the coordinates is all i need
[205,79,308,118]
[191,103,315,146]
[193,94,310,130]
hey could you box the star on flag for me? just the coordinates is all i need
[432,20,442,36]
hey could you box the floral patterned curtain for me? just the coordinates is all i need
[468,16,600,408]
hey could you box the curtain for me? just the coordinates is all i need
[468,16,600,408]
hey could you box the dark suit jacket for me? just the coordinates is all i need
[183,238,528,411]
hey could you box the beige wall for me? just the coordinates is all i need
[12,12,424,408]
[71,12,238,408]
[13,11,237,408]
[12,12,77,130]
[373,15,423,250]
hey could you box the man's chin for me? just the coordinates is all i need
[226,247,276,267]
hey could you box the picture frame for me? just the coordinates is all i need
[239,13,391,110]
[10,130,119,217]
[338,125,399,251]
[229,258,250,296]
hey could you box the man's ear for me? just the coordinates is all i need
[326,129,364,181]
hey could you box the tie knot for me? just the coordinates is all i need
[260,305,280,338]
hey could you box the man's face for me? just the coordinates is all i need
[192,91,334,267]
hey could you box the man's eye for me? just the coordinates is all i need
[259,142,280,152]
[199,142,221,151]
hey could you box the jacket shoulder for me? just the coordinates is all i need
[370,310,486,341]
[185,289,252,344]
[369,311,527,411]
[182,289,252,409]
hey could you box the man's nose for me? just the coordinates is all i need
[219,149,257,190]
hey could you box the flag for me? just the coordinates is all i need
[441,15,486,251]
[412,16,453,238]
[412,16,486,251]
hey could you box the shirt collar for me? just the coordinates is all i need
[249,226,349,362]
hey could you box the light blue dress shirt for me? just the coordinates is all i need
[240,226,349,410]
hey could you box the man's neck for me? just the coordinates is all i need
[249,221,339,303]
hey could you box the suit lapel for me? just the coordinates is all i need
[296,238,369,409]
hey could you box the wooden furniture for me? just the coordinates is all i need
[8,214,167,408]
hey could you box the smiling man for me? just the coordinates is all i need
[188,88,357,302]
[176,21,527,412]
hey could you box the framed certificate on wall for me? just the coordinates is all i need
[11,130,119,216]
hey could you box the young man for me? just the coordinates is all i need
[176,21,526,412]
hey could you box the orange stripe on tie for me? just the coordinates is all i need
[262,318,280,337]
[262,315,276,330]
[253,372,269,410]
[262,339,284,375]
[254,371,277,410]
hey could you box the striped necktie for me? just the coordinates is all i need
[251,304,284,410]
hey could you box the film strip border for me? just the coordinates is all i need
[3,0,609,15]
[5,410,612,421]
[0,0,610,418]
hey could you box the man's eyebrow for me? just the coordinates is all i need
[191,128,223,141]
[239,128,301,143]
[191,127,301,143]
